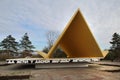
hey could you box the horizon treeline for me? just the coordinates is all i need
[0,32,120,61]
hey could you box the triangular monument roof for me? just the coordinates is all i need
[38,9,103,58]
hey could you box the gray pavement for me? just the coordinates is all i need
[0,61,120,80]
[91,61,120,66]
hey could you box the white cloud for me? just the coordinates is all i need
[0,0,120,50]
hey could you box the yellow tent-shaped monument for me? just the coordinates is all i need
[38,9,104,58]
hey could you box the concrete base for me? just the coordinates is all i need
[6,58,100,64]
[35,62,88,68]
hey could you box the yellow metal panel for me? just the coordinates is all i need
[39,9,103,58]
[37,51,47,58]
[102,50,109,57]
[47,9,80,58]
[59,10,103,58]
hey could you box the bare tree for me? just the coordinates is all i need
[46,31,59,49]
[43,30,67,58]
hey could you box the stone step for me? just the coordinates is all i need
[35,62,88,68]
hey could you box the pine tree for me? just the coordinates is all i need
[19,33,35,57]
[0,35,19,57]
[107,33,120,61]
[110,33,120,51]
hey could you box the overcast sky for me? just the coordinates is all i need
[0,0,120,50]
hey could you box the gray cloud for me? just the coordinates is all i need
[0,0,120,50]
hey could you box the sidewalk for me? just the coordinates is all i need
[91,61,120,66]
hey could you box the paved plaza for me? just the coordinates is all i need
[0,61,120,80]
